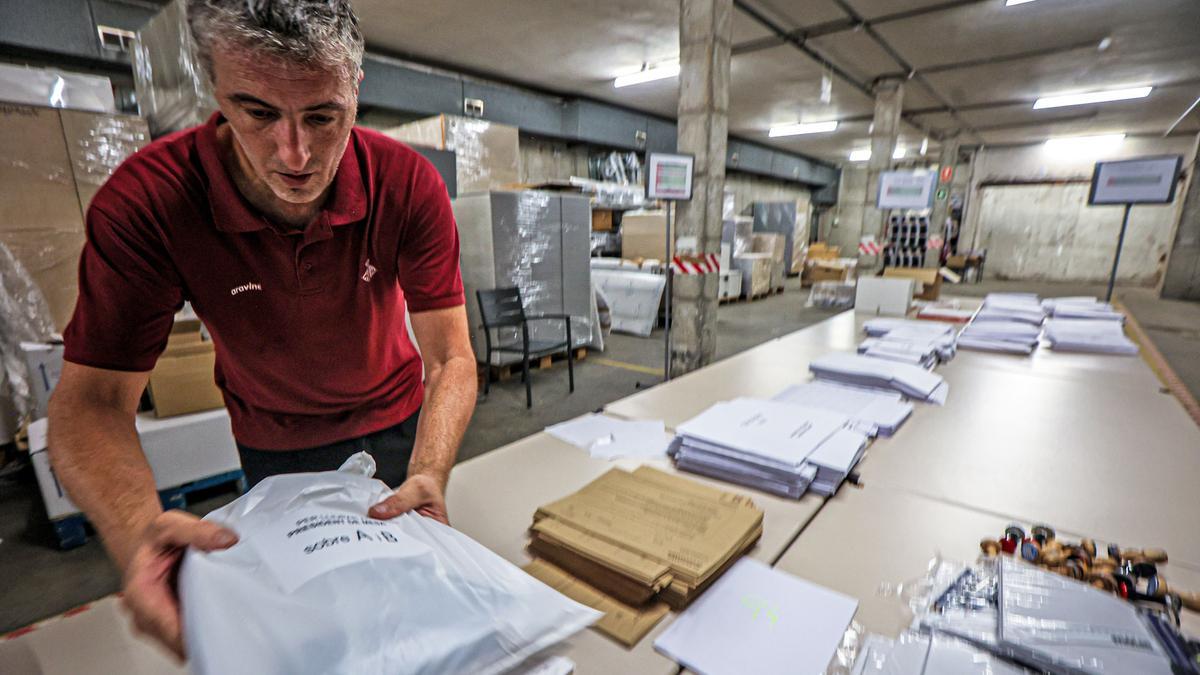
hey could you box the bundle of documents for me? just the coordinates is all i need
[655,559,858,675]
[956,319,1042,355]
[544,413,672,460]
[671,398,869,498]
[810,352,949,404]
[771,381,913,437]
[914,557,1194,675]
[861,318,957,365]
[1043,318,1137,355]
[525,467,763,646]
[972,293,1047,326]
[916,304,977,323]
[1042,296,1125,322]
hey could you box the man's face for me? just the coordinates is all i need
[210,46,358,205]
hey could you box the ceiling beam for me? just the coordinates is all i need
[875,38,1106,79]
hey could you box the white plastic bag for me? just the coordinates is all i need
[180,453,598,675]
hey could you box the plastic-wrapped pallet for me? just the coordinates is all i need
[181,453,599,675]
[133,0,217,136]
[734,254,773,298]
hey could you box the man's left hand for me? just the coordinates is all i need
[368,474,448,525]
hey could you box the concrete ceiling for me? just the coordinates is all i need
[352,0,1200,166]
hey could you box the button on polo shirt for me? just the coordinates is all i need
[63,113,464,450]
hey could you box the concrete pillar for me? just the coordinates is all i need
[671,0,731,375]
[862,78,904,269]
[925,134,960,268]
[1161,149,1200,300]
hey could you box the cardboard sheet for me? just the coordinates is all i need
[524,559,670,648]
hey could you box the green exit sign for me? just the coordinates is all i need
[936,187,948,201]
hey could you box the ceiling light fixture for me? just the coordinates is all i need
[1005,0,1037,5]
[1044,133,1126,156]
[920,137,929,156]
[613,61,680,88]
[1033,86,1152,109]
[848,147,907,162]
[769,120,839,137]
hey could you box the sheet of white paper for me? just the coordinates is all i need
[675,398,848,469]
[654,558,858,675]
[247,506,432,593]
[546,414,671,460]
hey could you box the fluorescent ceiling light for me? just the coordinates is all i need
[847,147,907,162]
[614,61,680,88]
[1044,133,1126,156]
[1033,86,1152,109]
[1006,0,1037,5]
[769,120,838,137]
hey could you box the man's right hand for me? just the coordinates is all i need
[122,510,239,660]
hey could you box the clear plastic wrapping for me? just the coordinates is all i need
[59,110,151,207]
[808,280,857,309]
[0,243,56,422]
[0,63,116,113]
[383,115,521,195]
[133,0,216,136]
[722,216,754,257]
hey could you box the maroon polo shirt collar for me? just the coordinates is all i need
[195,112,366,235]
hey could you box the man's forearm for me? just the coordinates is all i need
[47,400,161,571]
[408,354,477,488]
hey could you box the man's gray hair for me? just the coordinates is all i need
[187,0,364,83]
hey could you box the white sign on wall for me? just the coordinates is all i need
[877,171,936,210]
[647,153,695,201]
[1089,156,1183,205]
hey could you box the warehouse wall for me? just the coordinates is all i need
[960,136,1198,285]
[723,173,812,220]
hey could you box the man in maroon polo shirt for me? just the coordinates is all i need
[45,0,477,658]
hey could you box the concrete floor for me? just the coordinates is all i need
[1,275,1197,634]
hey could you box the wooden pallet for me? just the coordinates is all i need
[482,348,588,382]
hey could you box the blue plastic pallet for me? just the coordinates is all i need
[50,469,246,550]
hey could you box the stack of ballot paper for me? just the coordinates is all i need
[545,414,672,460]
[972,293,1047,325]
[957,318,1042,354]
[671,398,869,498]
[655,559,858,675]
[862,319,957,363]
[1043,318,1138,355]
[771,381,913,436]
[527,467,763,620]
[1042,296,1125,322]
[809,352,949,404]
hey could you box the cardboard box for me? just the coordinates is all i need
[0,104,149,331]
[946,254,968,269]
[752,233,787,289]
[27,410,241,521]
[883,267,942,301]
[620,211,671,261]
[855,277,914,317]
[591,209,614,232]
[734,254,773,297]
[147,340,224,418]
[805,261,850,285]
[807,243,840,260]
[19,341,65,420]
[382,114,520,195]
[530,466,762,616]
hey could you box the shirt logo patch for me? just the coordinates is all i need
[230,282,263,296]
[361,259,377,283]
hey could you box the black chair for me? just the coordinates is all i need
[477,287,575,408]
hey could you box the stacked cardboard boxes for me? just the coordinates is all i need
[383,114,520,195]
[734,254,773,298]
[524,467,763,645]
[750,201,806,275]
[883,267,942,301]
[148,320,225,418]
[0,103,149,331]
[619,211,670,262]
[752,233,787,291]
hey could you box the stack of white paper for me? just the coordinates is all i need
[672,398,868,498]
[655,559,858,675]
[772,381,913,437]
[809,352,949,405]
[957,319,1042,355]
[972,293,1046,326]
[1042,297,1125,322]
[545,414,673,460]
[1043,318,1138,355]
[861,319,957,364]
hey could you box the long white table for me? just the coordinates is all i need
[7,302,1198,674]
